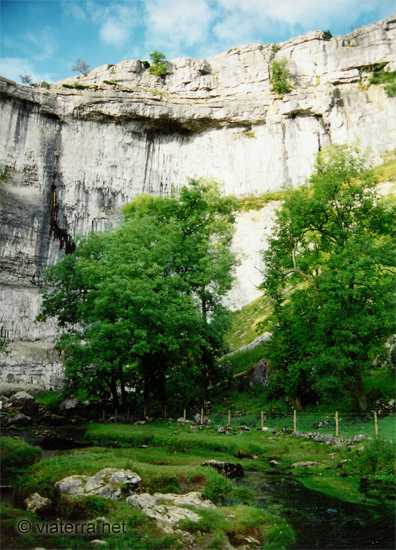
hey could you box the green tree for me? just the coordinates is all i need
[38,179,237,411]
[148,50,167,76]
[270,59,292,96]
[259,144,396,410]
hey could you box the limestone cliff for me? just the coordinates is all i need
[0,15,395,386]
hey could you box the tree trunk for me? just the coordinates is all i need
[110,367,119,409]
[355,374,367,411]
[118,360,127,411]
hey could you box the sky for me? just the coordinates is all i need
[1,0,395,84]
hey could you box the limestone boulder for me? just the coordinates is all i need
[55,469,141,500]
[10,391,34,406]
[126,491,215,544]
[24,493,52,514]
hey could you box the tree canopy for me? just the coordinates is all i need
[38,179,237,411]
[260,144,396,410]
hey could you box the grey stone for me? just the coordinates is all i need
[3,413,31,426]
[24,493,52,514]
[59,396,81,411]
[55,469,141,500]
[291,461,320,468]
[126,491,215,542]
[10,391,34,406]
[250,359,269,387]
[354,434,367,442]
[194,414,212,425]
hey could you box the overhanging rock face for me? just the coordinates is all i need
[0,15,395,386]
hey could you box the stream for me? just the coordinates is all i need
[239,470,395,550]
[3,428,395,550]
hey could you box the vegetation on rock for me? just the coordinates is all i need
[270,59,292,96]
[148,50,167,77]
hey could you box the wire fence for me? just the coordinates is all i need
[196,410,396,440]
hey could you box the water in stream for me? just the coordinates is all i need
[240,470,395,550]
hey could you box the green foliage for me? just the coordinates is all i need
[272,43,281,53]
[260,143,396,409]
[148,50,167,76]
[103,80,118,86]
[56,494,112,520]
[202,467,233,504]
[322,30,332,40]
[38,179,237,409]
[368,66,396,97]
[0,437,41,475]
[270,59,292,96]
[34,390,64,410]
[357,438,396,477]
[62,83,90,90]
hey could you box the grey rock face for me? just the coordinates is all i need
[0,15,395,387]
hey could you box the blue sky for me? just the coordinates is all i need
[1,0,395,84]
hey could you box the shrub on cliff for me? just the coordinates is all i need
[148,50,167,77]
[270,59,292,96]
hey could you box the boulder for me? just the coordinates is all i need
[0,395,9,405]
[24,493,52,514]
[126,491,215,543]
[10,391,34,406]
[55,469,141,500]
[250,359,269,387]
[201,460,244,479]
[354,434,368,442]
[313,434,336,445]
[3,413,31,426]
[59,396,82,411]
[290,461,320,468]
[194,414,212,425]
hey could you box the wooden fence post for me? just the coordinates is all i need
[200,408,204,425]
[374,411,379,438]
[335,411,339,437]
[183,408,186,422]
[293,410,297,432]
[228,410,231,426]
[261,411,264,429]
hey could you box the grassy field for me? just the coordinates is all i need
[1,414,395,549]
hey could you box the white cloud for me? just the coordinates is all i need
[86,2,139,48]
[100,18,130,46]
[25,27,57,61]
[143,0,216,58]
[0,57,55,84]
